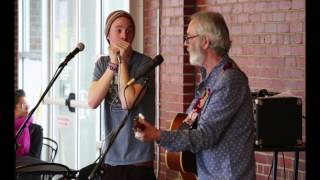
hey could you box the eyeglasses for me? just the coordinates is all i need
[16,103,29,110]
[184,34,200,44]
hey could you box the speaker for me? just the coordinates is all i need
[254,96,302,147]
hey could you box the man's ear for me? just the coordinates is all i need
[201,36,210,49]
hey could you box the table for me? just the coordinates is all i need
[254,143,305,180]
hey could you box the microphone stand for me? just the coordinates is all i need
[88,79,149,180]
[15,57,75,151]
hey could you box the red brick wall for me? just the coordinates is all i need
[144,0,305,179]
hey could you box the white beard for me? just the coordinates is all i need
[189,45,204,66]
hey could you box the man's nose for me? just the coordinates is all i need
[120,31,128,41]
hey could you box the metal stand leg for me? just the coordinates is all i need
[272,151,278,180]
[294,151,299,180]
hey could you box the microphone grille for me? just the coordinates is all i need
[77,42,85,51]
[154,54,164,65]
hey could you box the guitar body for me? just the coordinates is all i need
[164,113,197,180]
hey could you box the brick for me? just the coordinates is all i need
[292,0,305,9]
[217,0,228,4]
[161,92,183,103]
[262,34,271,44]
[291,45,305,56]
[253,23,265,33]
[162,17,170,26]
[229,46,243,55]
[232,4,243,14]
[243,2,256,13]
[277,23,290,33]
[279,45,291,56]
[291,33,304,44]
[170,0,181,6]
[273,12,285,22]
[237,13,249,23]
[249,13,261,22]
[256,174,267,180]
[261,13,273,22]
[279,0,291,10]
[255,2,268,12]
[270,1,279,11]
[266,46,279,56]
[230,24,242,34]
[290,23,304,33]
[265,23,277,33]
[285,11,305,22]
[220,5,232,13]
[255,153,271,164]
[284,34,291,45]
[277,156,294,168]
[171,17,184,26]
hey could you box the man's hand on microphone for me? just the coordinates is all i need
[113,40,132,63]
[108,40,132,64]
[134,119,161,143]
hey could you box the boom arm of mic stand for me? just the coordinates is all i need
[88,79,149,179]
[15,60,70,149]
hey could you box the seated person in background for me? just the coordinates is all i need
[15,89,33,156]
[15,89,43,159]
[15,89,43,180]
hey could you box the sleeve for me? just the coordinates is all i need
[159,70,249,153]
[92,56,108,81]
[15,116,33,130]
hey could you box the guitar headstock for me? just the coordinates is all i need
[133,113,145,131]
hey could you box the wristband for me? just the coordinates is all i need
[118,56,128,64]
[108,62,118,72]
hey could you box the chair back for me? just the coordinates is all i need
[42,137,58,162]
[29,123,43,159]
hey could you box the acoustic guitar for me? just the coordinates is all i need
[133,113,197,180]
[164,113,197,180]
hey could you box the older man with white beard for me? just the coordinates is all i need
[134,11,256,180]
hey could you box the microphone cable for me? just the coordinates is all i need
[120,56,150,110]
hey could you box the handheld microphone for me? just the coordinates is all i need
[126,54,164,86]
[61,42,85,66]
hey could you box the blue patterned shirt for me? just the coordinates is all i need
[159,56,256,180]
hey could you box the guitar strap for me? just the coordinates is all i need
[184,60,237,128]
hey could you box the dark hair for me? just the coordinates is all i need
[15,89,26,105]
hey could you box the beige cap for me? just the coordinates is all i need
[104,10,135,42]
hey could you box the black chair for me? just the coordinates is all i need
[42,137,58,162]
[29,123,59,162]
[29,123,44,159]
[16,156,78,180]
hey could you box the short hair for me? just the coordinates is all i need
[190,11,232,56]
[15,89,26,105]
[104,10,135,43]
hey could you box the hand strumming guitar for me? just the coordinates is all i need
[133,113,160,142]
